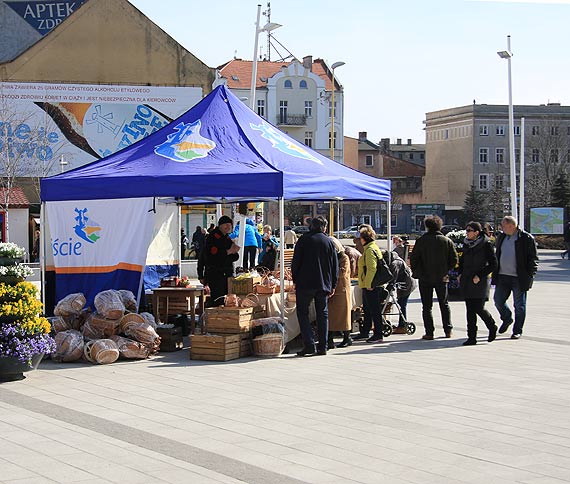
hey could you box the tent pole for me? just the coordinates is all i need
[40,202,46,310]
[387,200,392,251]
[279,197,285,322]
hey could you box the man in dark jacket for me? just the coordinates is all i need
[292,216,339,356]
[410,215,459,340]
[203,216,240,306]
[492,215,539,339]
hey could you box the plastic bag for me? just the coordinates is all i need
[52,329,84,362]
[118,289,138,312]
[94,290,125,319]
[54,293,86,317]
[139,312,157,329]
[82,314,120,340]
[47,316,70,334]
[84,339,120,364]
[109,335,149,359]
[122,321,161,354]
[251,317,284,337]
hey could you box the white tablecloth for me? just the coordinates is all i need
[257,285,363,343]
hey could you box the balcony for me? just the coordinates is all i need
[276,114,307,127]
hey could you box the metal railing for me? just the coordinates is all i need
[276,114,307,126]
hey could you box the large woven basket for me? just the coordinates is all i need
[253,333,283,358]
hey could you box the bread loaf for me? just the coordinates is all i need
[53,330,84,362]
[94,290,125,320]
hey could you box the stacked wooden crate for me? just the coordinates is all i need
[190,307,254,361]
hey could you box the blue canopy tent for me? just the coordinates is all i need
[40,85,391,315]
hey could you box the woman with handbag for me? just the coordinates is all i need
[355,226,387,343]
[328,237,353,348]
[459,221,498,346]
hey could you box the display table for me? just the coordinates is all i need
[152,287,205,334]
[256,285,363,343]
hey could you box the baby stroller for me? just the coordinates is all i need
[379,282,416,337]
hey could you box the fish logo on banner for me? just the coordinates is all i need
[250,122,323,164]
[154,119,216,162]
[74,208,101,244]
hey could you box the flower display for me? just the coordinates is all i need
[0,242,26,259]
[0,247,55,367]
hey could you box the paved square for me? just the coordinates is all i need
[1,250,568,484]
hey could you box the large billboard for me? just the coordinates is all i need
[0,81,202,177]
[530,207,564,234]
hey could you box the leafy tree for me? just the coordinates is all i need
[463,185,489,224]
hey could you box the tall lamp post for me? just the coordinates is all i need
[329,62,345,234]
[497,35,517,219]
[250,4,281,111]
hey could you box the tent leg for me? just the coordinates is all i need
[40,202,46,309]
[279,197,285,322]
[387,200,392,251]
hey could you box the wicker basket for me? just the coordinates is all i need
[119,312,146,333]
[84,339,119,364]
[253,333,283,358]
[255,284,278,294]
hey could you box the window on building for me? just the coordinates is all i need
[257,99,265,117]
[365,154,374,167]
[532,148,540,163]
[279,100,288,124]
[515,148,520,163]
[328,131,337,149]
[304,101,312,118]
[420,153,425,160]
[567,126,570,135]
[391,214,398,228]
[409,153,414,160]
[496,125,505,136]
[304,131,313,148]
[479,148,489,163]
[495,174,505,190]
[550,149,559,163]
[514,125,520,136]
[479,125,488,136]
[550,126,560,136]
[284,79,293,89]
[328,101,337,119]
[299,80,308,89]
[395,181,402,189]
[532,126,540,135]
[479,174,489,190]
[496,148,505,164]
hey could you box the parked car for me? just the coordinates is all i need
[292,226,309,235]
[333,225,360,238]
[273,226,291,238]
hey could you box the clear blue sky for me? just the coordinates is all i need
[129,0,570,144]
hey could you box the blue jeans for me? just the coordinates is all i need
[296,289,329,352]
[493,275,527,335]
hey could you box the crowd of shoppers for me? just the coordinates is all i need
[195,212,539,352]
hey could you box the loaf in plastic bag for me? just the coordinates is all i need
[52,329,84,362]
[118,289,137,312]
[109,335,150,359]
[84,339,120,364]
[54,293,86,317]
[94,290,125,320]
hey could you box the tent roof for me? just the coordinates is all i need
[41,85,390,203]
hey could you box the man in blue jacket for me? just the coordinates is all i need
[292,216,339,356]
[230,218,262,271]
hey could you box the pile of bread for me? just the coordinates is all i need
[49,289,161,365]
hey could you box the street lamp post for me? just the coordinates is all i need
[497,35,517,219]
[249,4,281,111]
[329,61,345,161]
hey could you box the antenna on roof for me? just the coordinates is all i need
[263,2,272,61]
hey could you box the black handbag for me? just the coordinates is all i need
[364,250,394,287]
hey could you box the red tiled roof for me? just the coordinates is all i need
[0,187,30,208]
[218,58,334,90]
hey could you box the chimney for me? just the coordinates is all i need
[407,139,412,145]
[358,131,367,141]
[380,138,390,151]
[396,138,402,145]
[303,55,313,71]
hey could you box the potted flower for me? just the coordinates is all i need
[0,246,55,382]
[0,242,26,266]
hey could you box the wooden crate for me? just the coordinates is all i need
[239,333,253,357]
[253,304,267,320]
[156,295,193,323]
[228,276,262,295]
[205,307,253,334]
[190,334,240,361]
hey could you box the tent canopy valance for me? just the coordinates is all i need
[40,85,390,203]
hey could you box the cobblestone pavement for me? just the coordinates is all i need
[0,250,568,484]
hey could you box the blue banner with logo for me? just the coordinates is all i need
[5,1,86,35]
